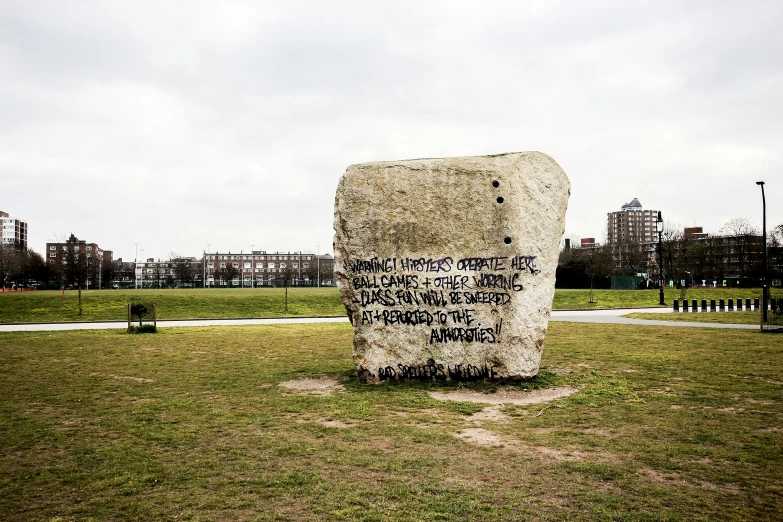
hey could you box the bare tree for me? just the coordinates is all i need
[0,245,22,288]
[63,243,89,315]
[585,245,614,303]
[719,217,761,278]
[150,261,164,288]
[224,262,239,288]
[173,258,196,287]
[279,261,297,312]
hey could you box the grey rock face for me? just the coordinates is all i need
[333,152,570,383]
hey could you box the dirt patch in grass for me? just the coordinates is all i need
[452,427,597,463]
[469,405,511,423]
[455,427,503,446]
[638,467,742,495]
[278,377,345,396]
[429,386,577,406]
[294,417,356,429]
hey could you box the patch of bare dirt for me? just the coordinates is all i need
[469,405,510,423]
[110,374,153,383]
[638,467,741,494]
[89,372,154,383]
[278,377,345,396]
[454,428,503,446]
[451,427,599,463]
[293,417,355,429]
[545,366,575,376]
[429,386,577,406]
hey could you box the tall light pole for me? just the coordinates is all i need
[757,181,767,322]
[134,242,139,289]
[657,211,665,305]
[206,244,211,288]
[250,245,255,288]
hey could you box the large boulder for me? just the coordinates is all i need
[333,152,570,383]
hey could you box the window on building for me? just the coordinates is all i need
[49,245,55,250]
[49,253,56,257]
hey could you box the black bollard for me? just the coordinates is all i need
[737,299,743,311]
[770,297,777,311]
[710,299,717,312]
[683,299,689,312]
[719,299,725,311]
[692,299,698,312]
[701,299,707,312]
[754,298,759,311]
[728,298,734,311]
[746,298,752,310]
[673,299,679,312]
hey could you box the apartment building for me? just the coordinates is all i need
[203,251,334,287]
[135,257,202,288]
[0,211,28,250]
[45,234,112,287]
[606,198,660,245]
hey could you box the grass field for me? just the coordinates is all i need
[1,322,781,520]
[0,288,345,323]
[0,287,768,324]
[625,311,762,325]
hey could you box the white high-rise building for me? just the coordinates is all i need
[0,211,28,249]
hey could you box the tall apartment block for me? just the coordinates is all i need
[0,211,28,249]
[606,198,659,245]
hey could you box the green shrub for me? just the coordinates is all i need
[127,324,157,334]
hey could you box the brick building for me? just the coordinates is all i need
[45,234,112,288]
[606,198,660,245]
[202,251,334,287]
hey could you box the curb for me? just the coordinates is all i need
[0,315,348,327]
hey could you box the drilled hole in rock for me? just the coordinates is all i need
[496,197,504,204]
[492,180,500,188]
[504,237,512,245]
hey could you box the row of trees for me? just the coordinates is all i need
[0,245,48,288]
[558,218,783,290]
[0,244,130,291]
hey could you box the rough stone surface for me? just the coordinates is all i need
[333,152,570,383]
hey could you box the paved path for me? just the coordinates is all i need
[549,307,757,329]
[0,309,758,332]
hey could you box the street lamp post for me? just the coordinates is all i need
[757,181,767,322]
[657,211,665,305]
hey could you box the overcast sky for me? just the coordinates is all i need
[2,0,781,261]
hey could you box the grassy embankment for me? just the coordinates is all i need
[0,287,768,323]
[1,322,781,520]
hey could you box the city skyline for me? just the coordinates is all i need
[2,1,781,260]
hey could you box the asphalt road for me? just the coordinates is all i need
[0,308,758,332]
